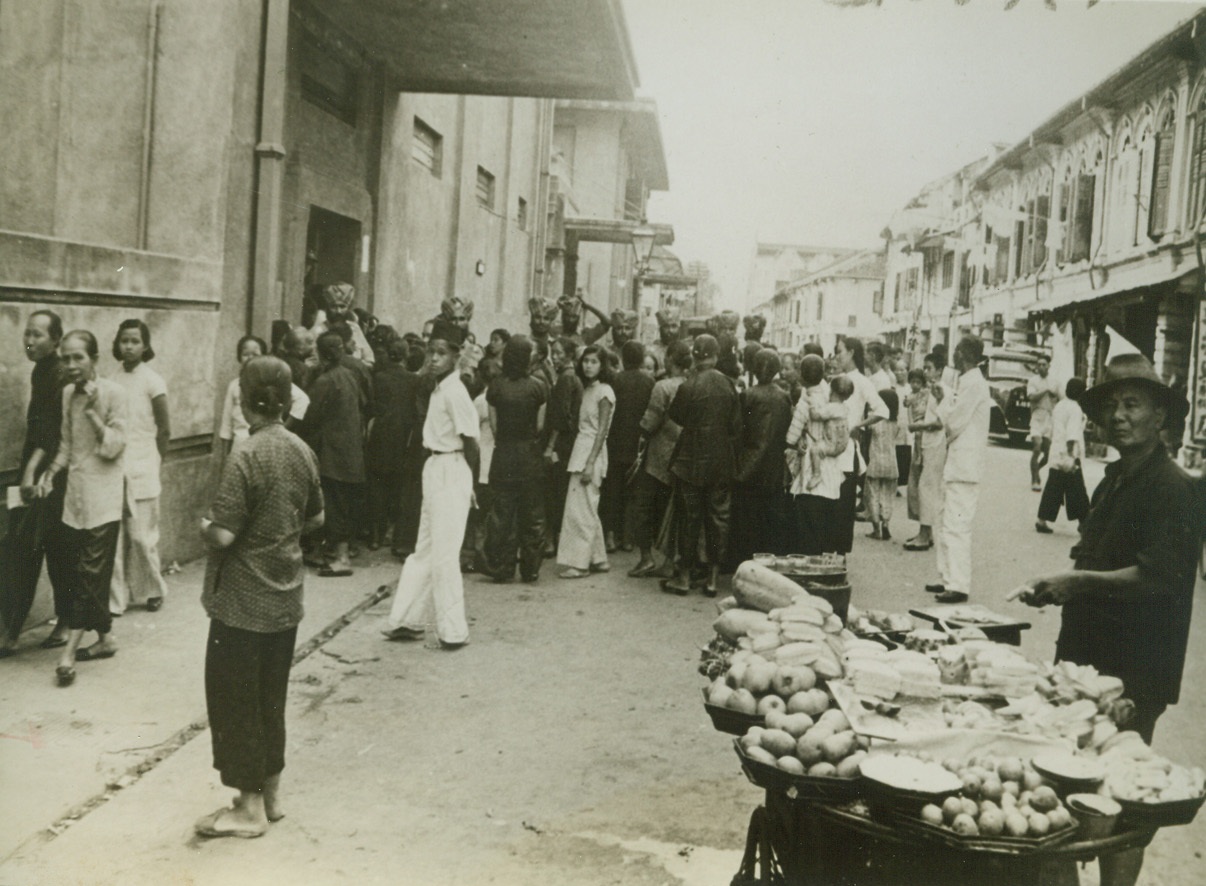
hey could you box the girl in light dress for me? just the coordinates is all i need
[557,345,614,578]
[865,388,899,540]
[109,319,171,614]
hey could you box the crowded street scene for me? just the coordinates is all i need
[1,1,1205,885]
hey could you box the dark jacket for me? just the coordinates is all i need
[545,366,583,463]
[608,368,655,465]
[1057,446,1201,706]
[667,367,741,487]
[302,363,367,483]
[736,383,792,487]
[366,363,423,478]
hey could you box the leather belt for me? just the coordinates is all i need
[425,449,463,456]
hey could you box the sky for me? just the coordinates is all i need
[621,0,1199,309]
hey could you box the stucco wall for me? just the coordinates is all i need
[0,0,262,632]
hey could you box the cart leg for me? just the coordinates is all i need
[1099,848,1144,886]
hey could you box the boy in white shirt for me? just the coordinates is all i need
[1035,378,1090,534]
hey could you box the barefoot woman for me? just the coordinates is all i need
[196,356,323,838]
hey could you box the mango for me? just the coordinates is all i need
[821,731,857,764]
[777,756,806,775]
[728,688,758,715]
[808,761,838,777]
[780,712,815,738]
[796,735,825,766]
[760,729,797,758]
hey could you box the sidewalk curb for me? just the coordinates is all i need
[3,582,393,861]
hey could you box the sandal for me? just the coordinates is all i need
[902,540,933,551]
[589,562,610,574]
[39,635,68,649]
[558,567,590,579]
[75,645,117,662]
[317,565,354,578]
[55,665,76,687]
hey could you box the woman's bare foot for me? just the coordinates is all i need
[263,774,285,822]
[196,792,268,837]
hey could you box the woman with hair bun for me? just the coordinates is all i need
[196,355,324,838]
[36,330,127,686]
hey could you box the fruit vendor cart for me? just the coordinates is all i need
[703,560,1205,886]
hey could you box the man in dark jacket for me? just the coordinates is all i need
[664,334,741,596]
[366,338,424,552]
[1019,353,1200,886]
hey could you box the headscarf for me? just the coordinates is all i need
[322,282,356,315]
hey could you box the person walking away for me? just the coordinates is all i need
[663,334,741,596]
[602,341,655,553]
[37,330,127,686]
[1017,353,1199,886]
[727,349,793,568]
[1027,354,1060,491]
[865,389,899,541]
[108,319,171,615]
[483,336,548,582]
[542,336,582,556]
[556,346,615,579]
[1035,378,1090,534]
[831,337,888,554]
[381,320,480,648]
[300,331,367,577]
[195,355,324,839]
[628,341,691,578]
[903,359,948,552]
[0,311,72,654]
[927,336,991,603]
[365,338,423,552]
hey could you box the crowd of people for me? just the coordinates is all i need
[2,284,1198,846]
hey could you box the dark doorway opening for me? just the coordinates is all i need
[303,207,361,326]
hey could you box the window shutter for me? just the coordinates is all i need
[1033,195,1049,270]
[1191,115,1206,227]
[993,233,1010,284]
[1070,174,1095,262]
[1149,130,1173,238]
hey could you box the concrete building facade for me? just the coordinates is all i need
[877,11,1206,467]
[0,0,641,617]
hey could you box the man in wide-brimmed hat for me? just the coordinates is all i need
[1018,352,1197,883]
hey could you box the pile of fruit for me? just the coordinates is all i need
[846,604,914,637]
[1094,731,1206,805]
[912,756,1078,838]
[705,651,825,717]
[737,704,870,779]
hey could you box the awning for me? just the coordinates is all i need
[306,0,638,100]
[1022,258,1194,316]
[564,218,674,246]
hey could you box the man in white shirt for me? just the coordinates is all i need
[382,319,481,649]
[927,336,992,604]
[832,337,889,553]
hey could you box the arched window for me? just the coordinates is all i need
[1110,122,1138,252]
[1186,88,1206,229]
[1057,152,1098,264]
[1148,101,1176,239]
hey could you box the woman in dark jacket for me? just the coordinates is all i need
[726,349,793,569]
[483,337,548,582]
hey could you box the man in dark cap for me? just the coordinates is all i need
[382,319,480,649]
[663,334,741,596]
[1017,352,1200,885]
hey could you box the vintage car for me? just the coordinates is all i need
[985,345,1050,444]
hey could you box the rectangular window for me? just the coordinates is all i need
[992,233,1010,285]
[958,253,972,308]
[872,286,884,315]
[624,176,644,222]
[848,315,858,328]
[1033,194,1049,270]
[817,292,824,320]
[905,267,919,308]
[893,274,902,313]
[1149,129,1174,239]
[1014,217,1027,278]
[941,251,954,289]
[516,197,528,230]
[299,29,358,125]
[476,166,495,209]
[412,117,442,177]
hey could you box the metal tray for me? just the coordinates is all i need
[733,739,863,802]
[702,688,762,735]
[886,809,1081,855]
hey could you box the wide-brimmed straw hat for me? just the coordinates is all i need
[1080,353,1188,425]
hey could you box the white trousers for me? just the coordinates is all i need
[557,473,606,571]
[110,495,169,613]
[386,453,472,644]
[935,480,980,594]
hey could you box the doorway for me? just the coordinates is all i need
[303,207,361,326]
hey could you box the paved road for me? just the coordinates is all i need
[1,443,1202,885]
